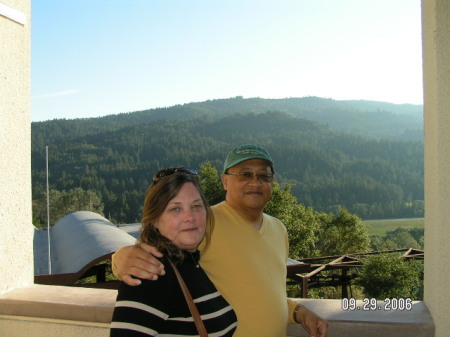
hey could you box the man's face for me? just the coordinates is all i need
[222,159,273,212]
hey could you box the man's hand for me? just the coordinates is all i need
[112,243,165,286]
[297,305,328,337]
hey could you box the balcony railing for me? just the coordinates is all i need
[0,284,434,337]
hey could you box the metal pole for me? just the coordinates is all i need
[46,146,52,274]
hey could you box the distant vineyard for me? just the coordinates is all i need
[364,218,424,236]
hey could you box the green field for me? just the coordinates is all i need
[363,218,424,236]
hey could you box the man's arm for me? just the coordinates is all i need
[293,303,328,337]
[112,243,166,286]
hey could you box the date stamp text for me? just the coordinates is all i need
[341,298,413,311]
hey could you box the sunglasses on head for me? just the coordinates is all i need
[152,167,198,184]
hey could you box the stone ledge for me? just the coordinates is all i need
[287,298,435,337]
[0,315,110,337]
[0,285,435,337]
[0,284,116,323]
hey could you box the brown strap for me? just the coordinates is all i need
[169,259,209,337]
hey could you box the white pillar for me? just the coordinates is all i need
[422,0,450,335]
[0,0,33,294]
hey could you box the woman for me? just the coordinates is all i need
[110,168,237,336]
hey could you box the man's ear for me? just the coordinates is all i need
[221,174,228,191]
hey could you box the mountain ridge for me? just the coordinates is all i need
[31,100,424,223]
[33,96,423,141]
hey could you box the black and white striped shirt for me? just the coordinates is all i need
[110,251,237,337]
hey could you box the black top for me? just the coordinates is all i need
[110,250,237,336]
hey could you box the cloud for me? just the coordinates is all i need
[33,89,81,99]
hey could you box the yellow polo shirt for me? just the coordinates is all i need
[199,201,297,337]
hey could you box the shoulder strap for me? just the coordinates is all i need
[169,259,209,337]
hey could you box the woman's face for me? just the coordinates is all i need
[155,182,207,252]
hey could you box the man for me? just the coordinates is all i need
[112,144,328,337]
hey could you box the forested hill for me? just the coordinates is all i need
[31,97,424,224]
[32,96,423,142]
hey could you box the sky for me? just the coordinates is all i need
[31,0,423,122]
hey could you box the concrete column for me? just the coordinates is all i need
[0,0,33,294]
[422,0,450,335]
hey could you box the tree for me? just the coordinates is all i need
[370,227,424,251]
[265,183,321,259]
[408,227,424,248]
[33,187,104,226]
[198,161,226,206]
[356,253,423,299]
[315,208,370,256]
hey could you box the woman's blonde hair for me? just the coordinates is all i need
[140,172,214,261]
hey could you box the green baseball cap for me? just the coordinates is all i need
[222,144,274,174]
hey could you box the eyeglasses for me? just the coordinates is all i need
[225,171,274,183]
[152,167,198,184]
